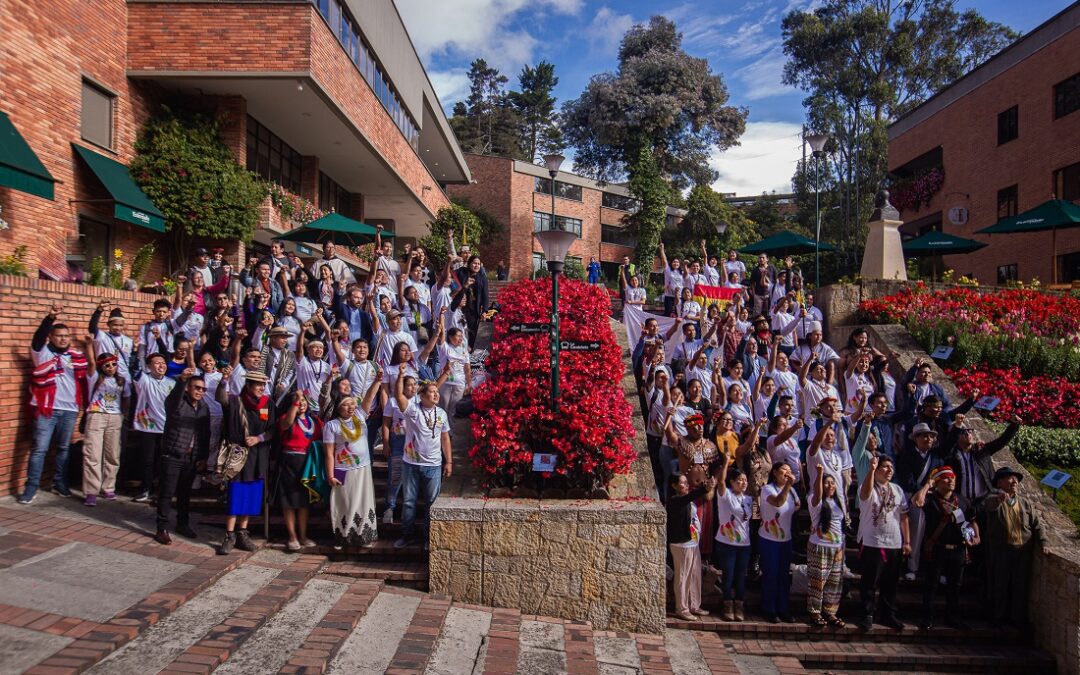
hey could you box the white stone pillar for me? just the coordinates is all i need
[861,189,907,281]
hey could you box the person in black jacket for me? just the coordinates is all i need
[940,414,1022,505]
[895,422,949,580]
[154,370,211,545]
[455,255,488,349]
[667,472,716,621]
[912,466,980,630]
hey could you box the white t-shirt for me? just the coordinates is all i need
[173,309,204,344]
[723,260,747,282]
[296,357,332,412]
[323,414,371,470]
[133,375,176,433]
[403,278,432,307]
[276,315,302,352]
[809,498,845,548]
[795,306,824,340]
[807,446,847,506]
[438,342,470,386]
[714,490,752,547]
[844,371,876,413]
[663,266,684,298]
[767,368,800,409]
[791,341,839,368]
[858,482,909,549]
[31,347,80,413]
[684,365,713,402]
[227,363,248,397]
[403,401,450,466]
[673,502,700,549]
[759,483,801,543]
[341,358,378,411]
[672,339,703,364]
[292,296,317,324]
[625,287,646,304]
[703,264,720,286]
[93,330,134,388]
[800,379,840,423]
[375,256,402,295]
[767,434,801,482]
[375,330,418,367]
[382,362,418,387]
[678,300,702,320]
[201,370,224,417]
[684,273,708,291]
[646,391,669,438]
[86,372,123,415]
[383,395,418,437]
[772,311,797,347]
[726,401,753,433]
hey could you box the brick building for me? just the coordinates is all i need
[887,2,1080,285]
[0,0,468,280]
[448,153,684,282]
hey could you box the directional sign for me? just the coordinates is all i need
[560,340,603,352]
[509,322,551,334]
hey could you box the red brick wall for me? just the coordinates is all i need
[446,155,515,274]
[0,277,162,496]
[889,29,1080,284]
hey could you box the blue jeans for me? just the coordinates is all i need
[24,409,79,497]
[386,434,405,511]
[712,542,751,601]
[401,462,442,541]
[759,537,794,616]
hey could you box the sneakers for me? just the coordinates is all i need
[393,537,416,549]
[132,491,151,503]
[16,492,36,505]
[382,507,394,524]
[217,531,236,555]
[285,540,302,553]
[101,491,117,501]
[235,529,256,552]
[84,494,97,507]
[903,571,917,582]
[52,485,72,498]
[302,538,317,548]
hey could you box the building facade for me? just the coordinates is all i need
[448,154,684,282]
[0,0,468,280]
[887,2,1080,285]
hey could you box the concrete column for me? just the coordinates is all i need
[861,189,908,281]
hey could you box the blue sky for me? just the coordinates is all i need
[396,0,1071,195]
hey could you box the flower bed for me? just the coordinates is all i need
[859,284,1080,380]
[946,366,1080,430]
[469,277,636,493]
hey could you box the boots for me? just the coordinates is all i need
[235,529,256,552]
[722,600,735,621]
[733,600,745,621]
[217,531,235,555]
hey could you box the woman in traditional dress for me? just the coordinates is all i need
[276,392,323,552]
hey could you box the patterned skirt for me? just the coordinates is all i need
[330,465,378,547]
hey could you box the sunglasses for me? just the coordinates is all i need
[191,385,207,392]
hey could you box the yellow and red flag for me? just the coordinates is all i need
[692,284,740,309]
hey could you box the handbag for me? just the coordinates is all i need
[215,404,251,483]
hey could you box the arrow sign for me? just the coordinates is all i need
[509,322,551,334]
[560,340,603,352]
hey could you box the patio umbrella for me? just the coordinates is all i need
[739,230,836,257]
[975,199,1080,283]
[903,231,987,282]
[275,212,391,248]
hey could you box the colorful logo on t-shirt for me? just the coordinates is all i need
[717,516,744,543]
[761,516,786,541]
[404,440,419,463]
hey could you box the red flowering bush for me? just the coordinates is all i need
[470,277,636,492]
[946,366,1080,430]
[891,167,945,212]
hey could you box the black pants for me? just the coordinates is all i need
[988,543,1033,625]
[465,309,481,348]
[646,433,665,503]
[860,546,902,620]
[137,431,163,493]
[922,545,966,621]
[156,454,197,531]
[663,296,675,317]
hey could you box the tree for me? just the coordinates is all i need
[782,0,1016,265]
[562,16,747,273]
[418,199,502,272]
[676,184,758,259]
[449,59,524,158]
[743,192,802,239]
[132,106,264,272]
[508,61,564,162]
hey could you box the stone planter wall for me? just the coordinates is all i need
[427,317,667,633]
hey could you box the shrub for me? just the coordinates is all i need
[948,366,1080,429]
[990,423,1080,467]
[0,245,28,277]
[469,277,636,492]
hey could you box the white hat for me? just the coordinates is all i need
[808,321,823,334]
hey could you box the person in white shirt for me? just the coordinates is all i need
[402,263,432,310]
[138,298,191,369]
[285,279,318,325]
[770,297,801,354]
[197,351,226,471]
[295,326,333,417]
[790,321,840,383]
[766,416,805,483]
[856,453,910,632]
[381,373,419,524]
[658,242,684,317]
[132,354,177,502]
[795,292,824,341]
[393,366,452,548]
[712,455,754,621]
[677,288,702,324]
[374,226,402,296]
[699,240,721,286]
[759,462,801,623]
[766,338,801,411]
[333,338,382,454]
[226,344,262,398]
[89,302,134,395]
[323,372,383,548]
[683,260,708,292]
[808,466,847,626]
[81,345,126,507]
[723,250,747,283]
[624,276,647,306]
[310,241,357,285]
[374,310,419,368]
[435,310,472,415]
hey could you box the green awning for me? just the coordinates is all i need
[72,144,165,232]
[0,111,56,200]
[738,230,836,256]
[275,212,390,247]
[975,199,1080,234]
[902,231,986,255]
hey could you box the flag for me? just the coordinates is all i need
[692,284,740,309]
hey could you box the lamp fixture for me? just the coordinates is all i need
[805,133,829,156]
[542,153,565,177]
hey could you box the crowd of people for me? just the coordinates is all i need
[634,243,1048,631]
[20,228,489,555]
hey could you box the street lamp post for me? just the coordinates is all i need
[806,133,829,289]
[537,153,577,413]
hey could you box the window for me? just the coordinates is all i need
[80,79,114,149]
[246,115,303,194]
[997,105,1018,145]
[319,172,350,214]
[602,192,640,212]
[997,184,1018,219]
[1059,251,1080,284]
[1053,161,1080,202]
[601,224,636,247]
[533,211,582,236]
[997,263,1018,285]
[70,217,111,272]
[533,177,582,201]
[1054,72,1080,119]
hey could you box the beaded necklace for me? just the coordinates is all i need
[339,415,364,443]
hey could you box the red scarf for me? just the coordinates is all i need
[241,390,270,421]
[30,349,88,417]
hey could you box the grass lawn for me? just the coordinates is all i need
[1023,462,1080,530]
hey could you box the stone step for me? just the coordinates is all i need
[277,578,384,673]
[321,559,429,590]
[424,605,493,675]
[738,640,1055,673]
[327,588,424,674]
[384,594,453,673]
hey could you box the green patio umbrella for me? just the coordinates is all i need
[903,231,986,282]
[738,230,836,257]
[275,212,392,248]
[975,199,1080,283]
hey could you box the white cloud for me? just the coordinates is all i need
[427,69,472,108]
[586,6,635,56]
[710,121,803,195]
[397,0,580,73]
[734,49,795,100]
